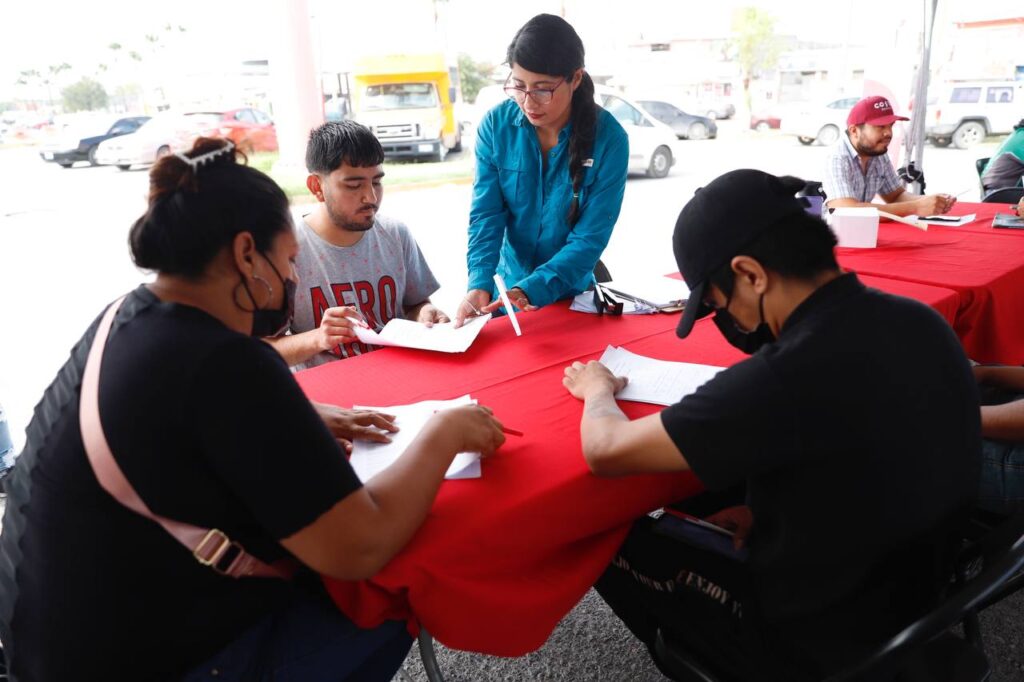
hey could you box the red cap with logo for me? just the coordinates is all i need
[847,96,910,127]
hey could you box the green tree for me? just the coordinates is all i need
[458,53,493,104]
[730,7,782,111]
[62,77,109,112]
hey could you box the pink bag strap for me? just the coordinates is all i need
[80,296,294,580]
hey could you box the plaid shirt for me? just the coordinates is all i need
[823,134,903,203]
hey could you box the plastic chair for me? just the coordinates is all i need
[653,510,1024,682]
[975,157,990,195]
[981,187,1023,204]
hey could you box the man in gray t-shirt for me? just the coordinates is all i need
[269,122,449,370]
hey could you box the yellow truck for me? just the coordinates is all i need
[351,53,462,162]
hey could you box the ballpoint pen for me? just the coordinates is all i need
[348,280,383,331]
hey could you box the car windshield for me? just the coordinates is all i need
[363,83,438,110]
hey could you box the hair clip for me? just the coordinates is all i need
[174,140,235,170]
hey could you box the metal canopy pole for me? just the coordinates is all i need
[903,0,940,195]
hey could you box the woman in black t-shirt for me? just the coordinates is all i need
[0,138,506,682]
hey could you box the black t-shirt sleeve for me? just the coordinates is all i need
[659,354,803,490]
[188,338,362,539]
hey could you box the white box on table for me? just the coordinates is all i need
[829,207,879,248]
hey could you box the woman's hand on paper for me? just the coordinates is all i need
[454,289,493,328]
[313,402,399,454]
[704,505,754,550]
[430,404,505,457]
[562,361,627,401]
[316,306,366,352]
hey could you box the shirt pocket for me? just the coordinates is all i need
[497,157,524,204]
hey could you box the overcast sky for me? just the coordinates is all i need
[2,0,1019,102]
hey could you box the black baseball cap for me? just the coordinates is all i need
[674,170,809,338]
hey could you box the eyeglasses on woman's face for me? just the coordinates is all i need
[503,76,566,105]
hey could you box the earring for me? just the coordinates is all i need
[233,275,274,313]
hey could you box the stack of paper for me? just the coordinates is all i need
[600,276,690,310]
[352,314,491,353]
[917,213,976,227]
[599,345,724,406]
[570,290,658,315]
[350,395,482,482]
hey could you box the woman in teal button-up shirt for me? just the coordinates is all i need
[454,14,629,326]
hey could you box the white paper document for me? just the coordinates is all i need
[599,345,725,406]
[350,395,482,482]
[493,273,522,336]
[601,276,690,308]
[352,314,491,353]
[917,213,976,227]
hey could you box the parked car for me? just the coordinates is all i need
[686,98,735,120]
[781,97,859,146]
[635,99,717,140]
[189,108,278,153]
[750,111,782,131]
[925,81,1024,149]
[38,116,149,168]
[595,86,678,178]
[95,113,211,170]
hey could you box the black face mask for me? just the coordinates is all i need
[243,256,296,338]
[712,293,775,354]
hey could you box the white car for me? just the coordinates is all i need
[595,86,678,178]
[925,81,1024,149]
[95,113,215,170]
[780,97,859,146]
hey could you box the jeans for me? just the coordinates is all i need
[181,590,412,682]
[978,437,1024,515]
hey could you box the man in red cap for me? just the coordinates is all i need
[823,95,956,216]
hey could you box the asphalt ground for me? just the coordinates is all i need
[395,588,1024,681]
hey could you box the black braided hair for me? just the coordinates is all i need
[507,13,597,226]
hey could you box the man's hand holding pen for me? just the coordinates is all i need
[315,306,367,352]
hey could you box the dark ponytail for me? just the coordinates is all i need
[128,137,291,278]
[507,13,598,226]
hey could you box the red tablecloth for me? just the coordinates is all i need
[294,275,968,656]
[835,203,1024,364]
[297,307,734,655]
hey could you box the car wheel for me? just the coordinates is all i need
[116,164,131,171]
[755,121,770,132]
[58,161,74,168]
[687,122,708,140]
[156,145,171,160]
[797,136,814,146]
[646,146,672,178]
[87,146,100,166]
[816,125,840,146]
[952,121,986,149]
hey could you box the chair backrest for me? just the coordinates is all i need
[825,509,1024,682]
[981,187,1024,204]
[975,157,990,179]
[593,259,612,284]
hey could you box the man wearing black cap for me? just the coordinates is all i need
[562,170,980,680]
[823,95,956,217]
